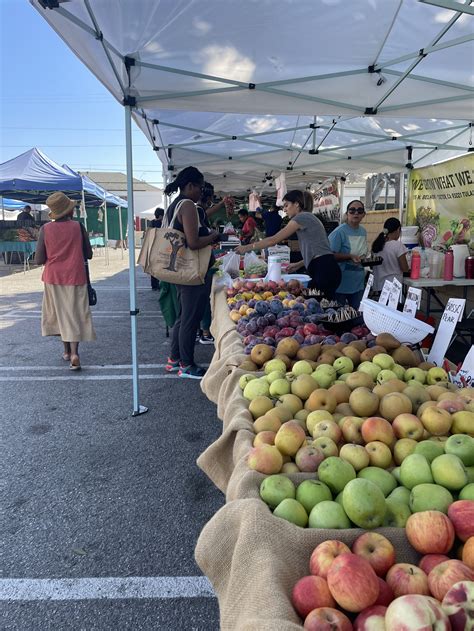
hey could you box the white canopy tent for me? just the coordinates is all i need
[30,0,474,414]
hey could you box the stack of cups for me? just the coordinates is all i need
[266,255,282,282]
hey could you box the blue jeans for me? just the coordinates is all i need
[335,290,364,310]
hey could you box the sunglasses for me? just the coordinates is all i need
[347,208,365,214]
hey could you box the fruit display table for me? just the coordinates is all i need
[402,277,474,316]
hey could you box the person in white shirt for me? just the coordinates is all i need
[372,217,410,292]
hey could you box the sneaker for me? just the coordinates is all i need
[195,330,202,343]
[199,333,214,345]
[165,357,180,373]
[178,363,206,379]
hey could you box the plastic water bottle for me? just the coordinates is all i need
[410,251,421,280]
[443,249,454,281]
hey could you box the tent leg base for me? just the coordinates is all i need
[132,405,149,417]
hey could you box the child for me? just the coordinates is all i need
[372,217,409,291]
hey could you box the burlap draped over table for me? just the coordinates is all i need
[196,284,420,630]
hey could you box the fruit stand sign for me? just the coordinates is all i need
[451,345,474,387]
[378,280,393,306]
[387,278,403,309]
[403,288,422,317]
[428,298,465,366]
[360,274,374,311]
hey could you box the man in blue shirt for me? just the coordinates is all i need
[256,204,282,237]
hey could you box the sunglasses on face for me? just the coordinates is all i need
[348,208,365,214]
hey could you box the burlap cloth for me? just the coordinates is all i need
[195,498,420,631]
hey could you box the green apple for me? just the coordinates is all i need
[414,440,445,463]
[409,483,453,514]
[260,474,296,509]
[466,466,474,484]
[404,367,427,384]
[243,379,270,400]
[308,500,351,529]
[431,453,468,491]
[357,361,381,380]
[400,454,433,489]
[318,456,356,494]
[312,365,337,388]
[273,498,308,527]
[391,466,402,484]
[388,486,411,505]
[269,378,291,397]
[296,479,332,514]
[383,499,412,527]
[339,443,370,471]
[334,491,344,505]
[292,360,313,376]
[445,434,474,466]
[452,411,474,435]
[377,369,398,385]
[373,353,395,370]
[357,466,398,497]
[306,410,334,436]
[264,358,288,375]
[342,478,387,528]
[239,373,257,389]
[426,367,449,385]
[333,356,354,375]
[266,370,286,384]
[459,483,474,500]
[392,364,406,380]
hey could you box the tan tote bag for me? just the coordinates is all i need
[138,200,212,286]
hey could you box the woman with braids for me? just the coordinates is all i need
[163,167,227,379]
[235,190,341,299]
[371,217,409,292]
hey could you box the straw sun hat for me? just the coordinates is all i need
[46,192,76,220]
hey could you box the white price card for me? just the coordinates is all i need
[451,346,474,388]
[378,280,393,305]
[387,278,403,310]
[360,274,374,311]
[428,298,465,366]
[403,287,422,317]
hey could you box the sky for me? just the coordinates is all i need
[0,0,163,188]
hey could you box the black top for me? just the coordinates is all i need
[16,211,35,225]
[150,218,162,229]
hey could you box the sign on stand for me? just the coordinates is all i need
[451,346,474,388]
[427,298,465,366]
[378,280,393,306]
[403,287,423,317]
[387,278,403,309]
[360,274,374,311]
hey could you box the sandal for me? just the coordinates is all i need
[62,353,71,362]
[69,355,81,371]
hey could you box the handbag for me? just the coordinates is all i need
[80,224,97,306]
[138,200,212,286]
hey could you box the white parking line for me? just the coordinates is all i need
[0,364,170,371]
[0,374,182,381]
[0,576,215,601]
[0,314,163,319]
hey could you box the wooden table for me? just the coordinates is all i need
[402,277,474,316]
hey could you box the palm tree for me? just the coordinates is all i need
[164,232,185,272]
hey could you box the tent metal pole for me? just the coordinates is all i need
[338,178,345,223]
[118,205,124,259]
[1,196,4,221]
[81,189,88,232]
[103,199,109,266]
[399,172,406,225]
[125,105,147,416]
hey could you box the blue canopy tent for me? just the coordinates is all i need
[1,198,28,210]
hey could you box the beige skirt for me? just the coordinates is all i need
[42,283,96,342]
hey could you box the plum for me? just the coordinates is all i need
[269,300,283,314]
[293,333,304,344]
[263,337,276,346]
[243,335,257,345]
[266,313,276,324]
[340,332,357,344]
[255,301,269,315]
[277,317,290,328]
[248,299,256,308]
[247,320,258,334]
[322,336,337,345]
[256,316,268,329]
[279,327,295,337]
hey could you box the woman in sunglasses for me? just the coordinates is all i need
[328,201,368,309]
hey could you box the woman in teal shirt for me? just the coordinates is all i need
[329,201,368,309]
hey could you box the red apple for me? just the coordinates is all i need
[309,540,351,578]
[406,511,455,554]
[448,500,474,543]
[291,575,335,619]
[386,563,430,597]
[428,559,474,601]
[352,532,396,577]
[442,580,474,631]
[353,605,387,631]
[327,552,380,612]
[385,595,451,630]
[374,577,395,606]
[419,554,451,576]
[304,607,352,631]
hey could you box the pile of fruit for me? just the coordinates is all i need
[291,518,473,629]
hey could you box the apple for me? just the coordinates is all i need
[291,574,336,619]
[400,454,433,489]
[392,364,406,380]
[310,540,351,578]
[394,438,418,465]
[296,479,332,514]
[306,410,334,436]
[292,360,314,376]
[277,394,303,415]
[308,500,351,529]
[403,385,431,413]
[385,595,451,631]
[327,552,379,612]
[386,563,430,597]
[388,486,411,505]
[405,367,427,384]
[253,430,276,447]
[437,398,466,414]
[451,411,474,436]
[374,577,394,606]
[295,445,325,472]
[265,370,286,384]
[353,605,387,631]
[427,367,449,385]
[264,358,287,374]
[445,434,474,466]
[312,436,338,458]
[304,607,352,631]
[243,379,270,400]
[365,441,393,469]
[414,440,445,463]
[305,389,338,413]
[420,407,453,436]
[361,417,395,446]
[312,365,337,388]
[462,537,474,569]
[352,532,395,577]
[239,373,257,389]
[372,353,395,370]
[269,378,291,397]
[247,444,283,474]
[349,387,380,417]
[419,554,450,575]
[292,374,319,400]
[273,498,308,527]
[392,413,424,440]
[459,483,474,500]
[379,392,413,422]
[377,369,399,384]
[428,560,474,601]
[259,474,296,508]
[342,478,387,529]
[409,483,453,514]
[339,443,370,471]
[442,580,474,631]
[312,420,342,442]
[357,467,397,497]
[383,498,412,527]
[426,384,450,400]
[341,416,365,445]
[448,500,474,542]
[406,511,455,554]
[333,356,354,375]
[275,421,306,456]
[358,361,382,380]
[431,454,468,491]
[318,456,356,494]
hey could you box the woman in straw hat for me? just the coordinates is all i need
[35,192,96,370]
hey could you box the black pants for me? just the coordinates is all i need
[307,254,341,300]
[170,272,212,365]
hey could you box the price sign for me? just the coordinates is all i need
[387,278,403,310]
[378,280,393,306]
[451,346,474,388]
[360,274,374,311]
[428,298,465,366]
[403,288,422,317]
